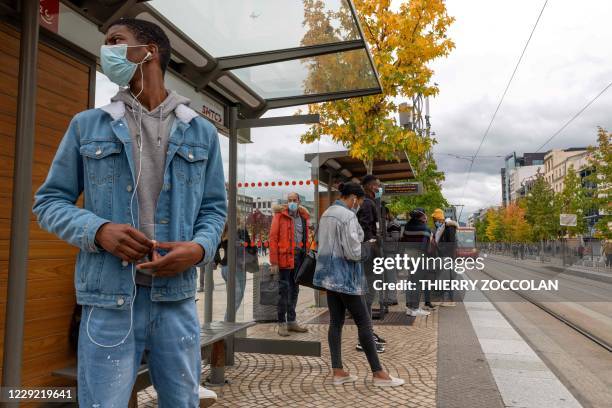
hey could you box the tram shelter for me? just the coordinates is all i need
[0,0,382,401]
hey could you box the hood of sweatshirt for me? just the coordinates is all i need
[111,88,191,120]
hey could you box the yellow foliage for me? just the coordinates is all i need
[299,0,455,166]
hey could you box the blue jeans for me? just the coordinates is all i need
[277,252,303,323]
[78,286,201,407]
[221,265,247,321]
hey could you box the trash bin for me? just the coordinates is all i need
[253,263,278,322]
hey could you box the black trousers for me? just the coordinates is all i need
[277,252,303,323]
[326,291,382,372]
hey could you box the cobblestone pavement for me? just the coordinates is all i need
[138,303,438,407]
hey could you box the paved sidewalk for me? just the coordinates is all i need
[139,301,438,407]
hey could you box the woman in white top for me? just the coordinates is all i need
[314,182,404,387]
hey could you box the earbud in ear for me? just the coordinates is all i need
[145,52,152,61]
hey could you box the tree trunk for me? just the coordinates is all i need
[364,159,373,175]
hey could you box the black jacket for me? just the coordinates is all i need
[357,196,378,241]
[400,219,432,254]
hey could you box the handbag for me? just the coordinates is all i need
[259,269,280,306]
[294,250,324,290]
[243,247,260,274]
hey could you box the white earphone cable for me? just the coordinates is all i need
[86,58,148,348]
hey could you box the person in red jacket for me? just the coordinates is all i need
[270,192,311,336]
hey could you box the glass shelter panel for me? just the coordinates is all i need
[149,0,360,57]
[231,49,378,99]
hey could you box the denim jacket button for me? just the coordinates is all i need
[126,185,133,192]
[160,219,169,224]
[188,152,194,160]
[117,297,125,306]
[95,148,102,156]
[121,260,129,267]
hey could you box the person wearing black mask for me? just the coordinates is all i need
[356,175,386,352]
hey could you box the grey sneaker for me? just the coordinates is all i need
[287,322,308,333]
[278,323,290,337]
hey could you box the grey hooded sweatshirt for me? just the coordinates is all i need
[111,89,191,285]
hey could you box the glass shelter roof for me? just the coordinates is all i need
[149,0,362,57]
[104,0,381,116]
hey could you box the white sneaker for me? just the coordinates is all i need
[333,374,358,385]
[199,386,217,407]
[373,375,405,387]
[407,308,430,317]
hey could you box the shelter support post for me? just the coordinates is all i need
[203,263,214,324]
[1,0,40,401]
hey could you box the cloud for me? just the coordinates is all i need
[91,0,612,220]
[431,0,612,219]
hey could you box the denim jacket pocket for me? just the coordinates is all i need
[80,141,123,186]
[175,145,208,186]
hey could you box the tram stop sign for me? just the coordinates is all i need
[382,182,423,196]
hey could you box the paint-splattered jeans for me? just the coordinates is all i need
[78,286,201,407]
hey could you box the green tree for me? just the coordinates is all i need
[557,164,589,236]
[475,217,489,243]
[586,127,611,238]
[525,172,559,242]
[386,158,448,217]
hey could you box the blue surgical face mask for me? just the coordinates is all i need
[100,44,148,87]
[288,202,298,212]
[435,220,444,228]
[374,188,382,199]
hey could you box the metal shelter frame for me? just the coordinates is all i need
[0,0,382,396]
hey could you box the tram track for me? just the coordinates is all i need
[478,256,612,353]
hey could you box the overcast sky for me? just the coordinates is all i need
[96,0,612,220]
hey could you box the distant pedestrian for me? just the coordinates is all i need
[400,208,433,317]
[314,182,404,387]
[432,208,459,307]
[270,193,310,336]
[357,174,386,351]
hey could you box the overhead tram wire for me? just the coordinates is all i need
[458,0,549,220]
[535,79,612,152]
[463,77,612,217]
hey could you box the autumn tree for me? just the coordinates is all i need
[502,202,531,242]
[586,127,611,238]
[485,208,504,242]
[299,0,455,174]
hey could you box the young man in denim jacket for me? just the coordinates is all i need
[33,18,226,407]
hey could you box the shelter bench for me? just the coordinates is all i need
[51,321,255,407]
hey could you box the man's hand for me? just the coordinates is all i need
[95,223,153,262]
[137,241,204,277]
